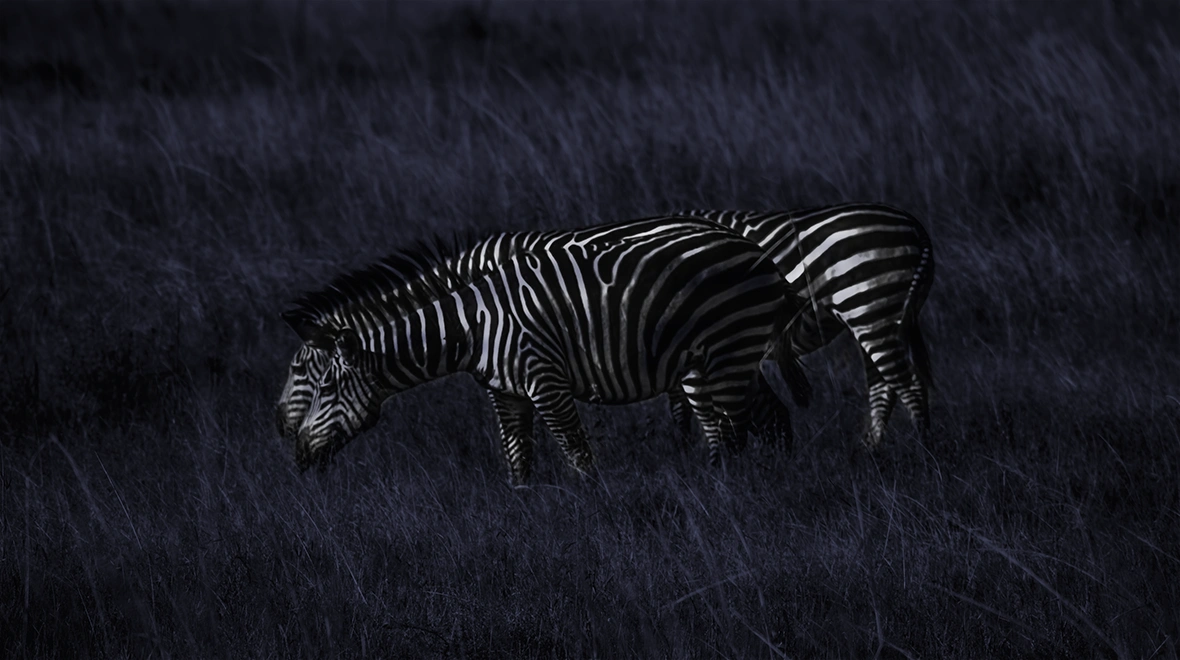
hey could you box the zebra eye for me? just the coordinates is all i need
[320,368,336,387]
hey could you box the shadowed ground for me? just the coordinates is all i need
[1,1,1178,657]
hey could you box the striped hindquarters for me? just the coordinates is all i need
[675,204,931,353]
[675,204,936,446]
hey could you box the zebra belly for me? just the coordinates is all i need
[560,346,685,405]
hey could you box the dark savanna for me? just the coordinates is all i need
[2,1,1178,657]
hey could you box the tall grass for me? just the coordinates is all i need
[2,1,1178,657]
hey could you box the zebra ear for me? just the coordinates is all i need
[282,309,332,348]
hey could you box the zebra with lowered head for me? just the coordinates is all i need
[277,225,813,454]
[669,203,935,448]
[276,216,806,484]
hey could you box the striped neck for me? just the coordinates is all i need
[370,284,484,391]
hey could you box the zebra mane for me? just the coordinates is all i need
[283,229,491,344]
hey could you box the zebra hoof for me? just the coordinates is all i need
[914,423,933,446]
[762,427,793,454]
[753,417,793,451]
[571,464,600,486]
[569,452,596,476]
[507,466,532,487]
[860,431,884,451]
[706,446,725,468]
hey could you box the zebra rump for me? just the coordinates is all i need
[671,204,935,448]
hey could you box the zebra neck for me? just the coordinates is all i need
[377,288,481,386]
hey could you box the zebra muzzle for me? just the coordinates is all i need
[295,431,337,473]
[276,405,299,440]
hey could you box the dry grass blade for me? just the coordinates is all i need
[961,525,1125,659]
[930,583,1037,637]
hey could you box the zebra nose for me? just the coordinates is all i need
[295,431,314,471]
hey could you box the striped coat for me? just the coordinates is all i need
[277,216,804,483]
[671,204,934,447]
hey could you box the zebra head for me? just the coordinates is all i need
[280,310,388,472]
[275,342,332,440]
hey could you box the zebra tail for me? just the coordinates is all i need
[900,223,935,391]
[785,355,813,407]
[760,291,814,409]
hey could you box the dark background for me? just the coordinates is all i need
[2,1,1178,657]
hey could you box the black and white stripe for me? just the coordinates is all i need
[277,217,802,484]
[276,343,331,440]
[668,204,934,448]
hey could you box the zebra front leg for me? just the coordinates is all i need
[667,388,696,443]
[527,385,596,477]
[488,391,536,486]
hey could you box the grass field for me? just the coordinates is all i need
[2,1,1179,657]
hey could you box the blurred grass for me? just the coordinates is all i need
[1,0,1179,657]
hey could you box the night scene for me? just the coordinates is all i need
[1,1,1178,657]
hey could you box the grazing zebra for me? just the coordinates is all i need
[666,204,935,448]
[276,225,814,456]
[277,217,805,484]
[276,343,332,440]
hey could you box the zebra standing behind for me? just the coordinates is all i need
[276,217,805,484]
[668,204,935,449]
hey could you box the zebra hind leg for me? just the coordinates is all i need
[895,372,931,443]
[857,326,932,448]
[489,391,537,486]
[849,250,935,448]
[861,334,938,449]
[862,360,897,450]
[898,315,933,443]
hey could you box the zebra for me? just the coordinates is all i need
[276,216,805,484]
[276,224,814,456]
[665,203,935,449]
[276,343,332,440]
